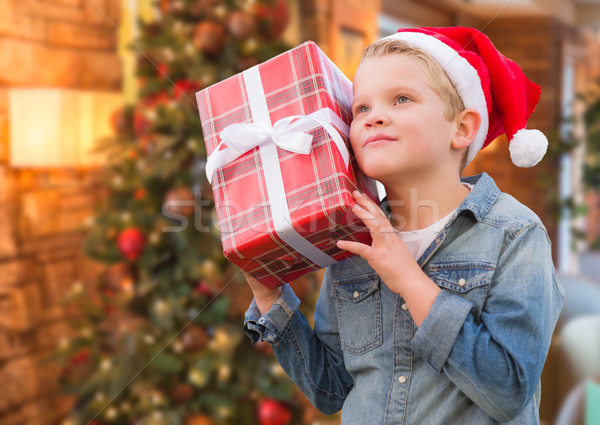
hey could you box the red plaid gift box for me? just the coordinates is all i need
[196,41,378,289]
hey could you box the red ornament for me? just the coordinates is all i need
[133,111,151,137]
[257,398,292,425]
[134,188,147,200]
[157,63,170,80]
[195,280,214,298]
[174,79,203,102]
[143,92,171,108]
[117,228,146,261]
[70,347,91,366]
[254,0,289,38]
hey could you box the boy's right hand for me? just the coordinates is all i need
[243,271,283,316]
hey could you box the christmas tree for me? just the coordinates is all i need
[50,1,335,424]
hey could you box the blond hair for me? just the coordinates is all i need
[361,38,465,121]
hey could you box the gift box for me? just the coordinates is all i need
[196,41,378,289]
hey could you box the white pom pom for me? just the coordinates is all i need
[509,129,548,168]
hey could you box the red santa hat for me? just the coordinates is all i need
[383,26,548,168]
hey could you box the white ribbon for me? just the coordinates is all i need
[205,108,350,183]
[206,66,351,268]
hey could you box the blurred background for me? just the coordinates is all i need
[1,0,600,424]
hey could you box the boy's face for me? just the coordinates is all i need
[350,54,458,185]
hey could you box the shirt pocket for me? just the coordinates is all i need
[331,275,383,355]
[428,261,495,321]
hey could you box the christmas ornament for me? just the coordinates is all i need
[117,228,147,261]
[188,366,209,387]
[256,398,292,425]
[174,79,203,102]
[157,63,170,80]
[134,188,147,200]
[255,0,289,38]
[61,347,93,383]
[185,414,215,425]
[104,263,136,293]
[217,364,231,381]
[164,186,196,216]
[133,111,151,137]
[189,0,223,18]
[160,0,186,15]
[194,280,214,298]
[227,10,256,39]
[104,407,118,420]
[208,325,242,353]
[194,21,226,56]
[181,325,209,352]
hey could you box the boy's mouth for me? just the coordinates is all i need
[364,134,396,147]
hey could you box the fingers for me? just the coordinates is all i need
[353,190,385,217]
[336,239,370,258]
[351,191,395,235]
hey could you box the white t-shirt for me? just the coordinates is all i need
[395,183,473,261]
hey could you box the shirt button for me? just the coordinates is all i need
[458,278,466,287]
[401,303,408,311]
[398,375,407,384]
[353,291,359,299]
[258,318,266,325]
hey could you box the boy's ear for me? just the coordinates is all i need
[451,109,481,150]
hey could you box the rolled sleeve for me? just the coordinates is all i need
[411,289,474,372]
[243,284,301,344]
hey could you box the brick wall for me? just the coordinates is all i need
[463,17,566,260]
[0,1,121,424]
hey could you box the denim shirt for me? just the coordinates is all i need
[244,173,565,424]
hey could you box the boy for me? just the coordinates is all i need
[243,27,565,424]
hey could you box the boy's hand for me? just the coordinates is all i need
[337,191,441,326]
[336,191,421,297]
[242,271,283,315]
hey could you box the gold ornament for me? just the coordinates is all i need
[188,367,209,387]
[181,325,209,352]
[164,186,196,217]
[193,21,226,56]
[185,414,215,425]
[227,10,256,39]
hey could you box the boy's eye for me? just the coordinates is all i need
[396,96,409,105]
[358,105,370,113]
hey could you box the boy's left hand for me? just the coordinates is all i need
[336,190,421,297]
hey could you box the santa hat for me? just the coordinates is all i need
[383,27,548,168]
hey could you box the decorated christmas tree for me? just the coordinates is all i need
[51,1,334,424]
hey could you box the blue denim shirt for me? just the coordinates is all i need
[244,173,565,424]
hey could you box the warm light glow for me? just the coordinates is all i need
[9,88,122,167]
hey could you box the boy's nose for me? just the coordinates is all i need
[365,110,390,127]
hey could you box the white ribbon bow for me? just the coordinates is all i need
[205,108,350,183]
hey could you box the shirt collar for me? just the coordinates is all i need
[457,172,500,222]
[379,172,499,224]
